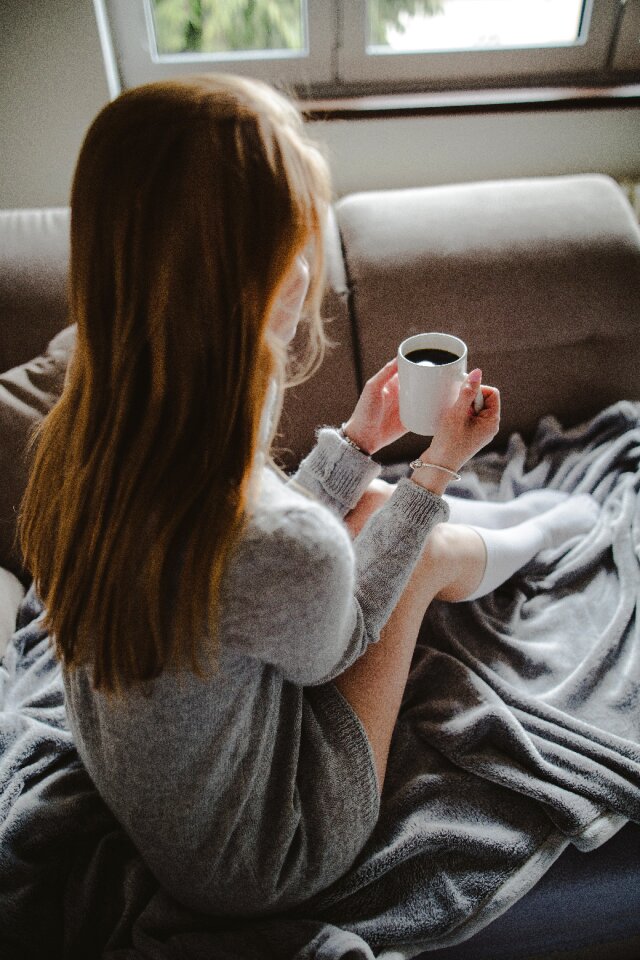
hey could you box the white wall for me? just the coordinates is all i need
[310,107,640,196]
[0,0,638,208]
[0,0,110,209]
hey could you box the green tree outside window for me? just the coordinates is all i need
[151,0,442,55]
[369,1,442,44]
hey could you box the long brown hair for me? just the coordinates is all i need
[19,74,331,692]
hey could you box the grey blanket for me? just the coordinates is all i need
[1,401,639,960]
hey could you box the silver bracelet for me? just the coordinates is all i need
[410,459,461,482]
[339,424,366,455]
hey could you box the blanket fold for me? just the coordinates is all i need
[1,401,639,960]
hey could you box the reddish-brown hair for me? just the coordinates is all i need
[19,74,331,692]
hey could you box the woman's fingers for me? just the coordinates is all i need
[381,371,399,396]
[459,371,500,420]
[427,371,501,471]
[456,371,483,410]
[477,384,500,418]
[345,358,407,456]
[367,357,398,387]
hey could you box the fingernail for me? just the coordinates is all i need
[468,368,482,384]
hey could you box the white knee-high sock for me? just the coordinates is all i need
[444,489,568,529]
[459,493,600,602]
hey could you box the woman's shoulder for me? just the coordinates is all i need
[250,466,349,542]
[231,466,354,580]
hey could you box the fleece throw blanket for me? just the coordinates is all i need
[1,401,639,960]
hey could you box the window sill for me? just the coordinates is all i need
[301,83,640,121]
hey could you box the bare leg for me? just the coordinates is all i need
[344,478,395,538]
[339,479,597,791]
[333,521,485,793]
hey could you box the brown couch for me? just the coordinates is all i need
[3,173,638,474]
[2,173,640,573]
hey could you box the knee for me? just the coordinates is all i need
[420,520,458,564]
[416,521,454,591]
[417,521,481,601]
[421,521,486,602]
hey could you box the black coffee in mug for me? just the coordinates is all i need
[405,347,459,367]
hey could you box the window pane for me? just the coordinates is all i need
[150,0,305,56]
[368,0,586,52]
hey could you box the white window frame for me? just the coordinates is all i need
[339,0,622,87]
[612,0,640,72]
[97,0,637,97]
[101,0,335,92]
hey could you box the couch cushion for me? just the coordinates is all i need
[336,174,640,462]
[0,208,71,373]
[0,326,75,579]
[279,205,360,469]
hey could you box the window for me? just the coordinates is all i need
[150,0,306,56]
[97,0,640,97]
[101,0,333,90]
[367,0,586,50]
[339,0,628,87]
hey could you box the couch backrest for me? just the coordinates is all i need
[1,173,639,471]
[0,205,359,472]
[335,173,640,463]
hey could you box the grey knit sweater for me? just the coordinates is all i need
[63,428,449,916]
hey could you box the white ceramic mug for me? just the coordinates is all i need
[398,332,469,436]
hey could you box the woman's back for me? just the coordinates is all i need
[63,464,381,914]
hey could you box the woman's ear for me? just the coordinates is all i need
[267,254,310,344]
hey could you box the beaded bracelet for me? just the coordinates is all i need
[339,424,367,455]
[409,459,461,482]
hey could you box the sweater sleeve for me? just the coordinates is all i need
[220,473,449,687]
[289,427,382,517]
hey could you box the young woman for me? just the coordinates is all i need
[18,74,598,917]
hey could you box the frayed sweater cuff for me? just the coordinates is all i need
[294,427,382,514]
[389,476,450,528]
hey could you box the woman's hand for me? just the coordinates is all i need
[412,369,500,495]
[342,358,407,456]
[428,368,500,470]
